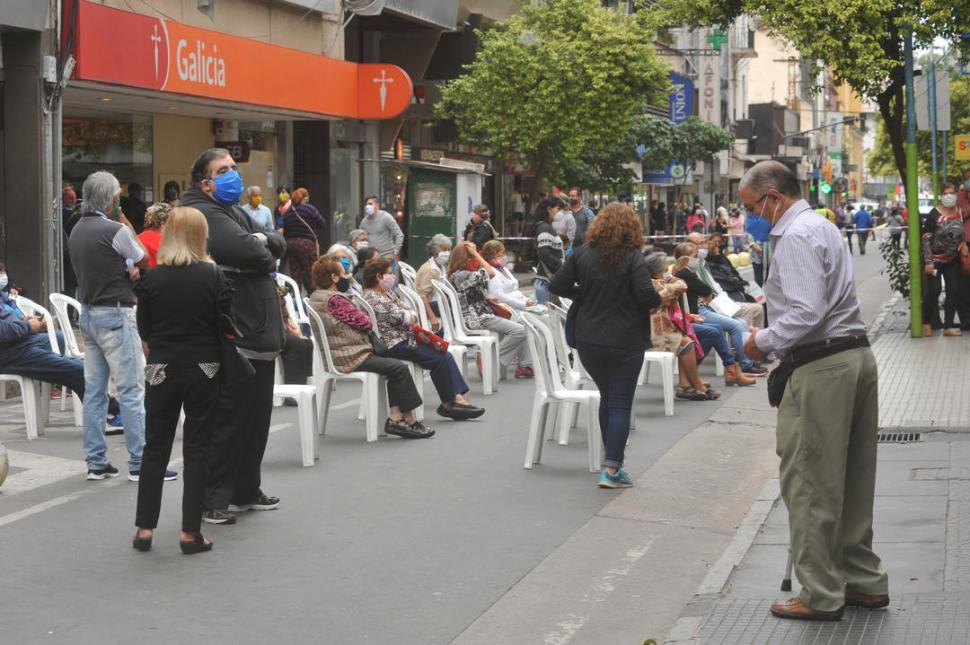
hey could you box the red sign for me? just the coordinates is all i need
[68,1,412,120]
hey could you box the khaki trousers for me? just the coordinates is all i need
[776,346,888,611]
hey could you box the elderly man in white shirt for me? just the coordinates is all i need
[741,160,887,622]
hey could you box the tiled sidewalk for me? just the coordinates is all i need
[668,333,970,644]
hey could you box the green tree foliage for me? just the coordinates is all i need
[673,117,736,185]
[437,0,670,196]
[868,76,970,181]
[651,0,970,187]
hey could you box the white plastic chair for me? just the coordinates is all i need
[520,313,601,472]
[545,303,595,444]
[17,296,83,429]
[273,382,319,467]
[431,279,499,395]
[398,284,468,380]
[276,273,311,326]
[639,352,675,417]
[304,298,389,442]
[48,293,83,358]
[351,290,424,421]
[398,262,417,289]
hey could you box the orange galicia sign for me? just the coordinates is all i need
[69,1,412,120]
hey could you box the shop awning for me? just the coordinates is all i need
[67,1,413,121]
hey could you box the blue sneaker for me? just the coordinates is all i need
[598,469,633,489]
[128,469,178,483]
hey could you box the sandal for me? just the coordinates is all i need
[705,387,722,400]
[676,386,709,401]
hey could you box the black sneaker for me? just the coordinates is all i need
[385,418,435,439]
[202,508,237,525]
[742,365,769,376]
[229,492,280,512]
[86,463,120,480]
[128,469,178,482]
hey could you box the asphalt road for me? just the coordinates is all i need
[0,248,893,645]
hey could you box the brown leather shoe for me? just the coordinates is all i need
[845,591,890,609]
[770,597,843,621]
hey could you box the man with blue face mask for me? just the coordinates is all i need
[180,148,286,525]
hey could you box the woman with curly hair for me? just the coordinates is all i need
[550,203,661,489]
[137,202,173,268]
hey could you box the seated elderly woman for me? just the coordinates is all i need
[448,241,533,379]
[326,244,362,292]
[480,240,535,311]
[308,256,434,439]
[414,233,452,330]
[362,257,484,421]
[643,251,721,401]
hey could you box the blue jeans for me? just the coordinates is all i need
[533,278,551,305]
[692,323,736,366]
[80,306,145,471]
[576,342,643,469]
[698,305,753,369]
[0,332,85,396]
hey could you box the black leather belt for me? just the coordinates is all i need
[789,334,869,364]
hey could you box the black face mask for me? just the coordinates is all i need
[336,277,350,293]
[569,198,580,207]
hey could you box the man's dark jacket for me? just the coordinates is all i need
[180,187,285,358]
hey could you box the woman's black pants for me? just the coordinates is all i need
[136,364,220,533]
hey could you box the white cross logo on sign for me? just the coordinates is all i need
[373,69,394,113]
[151,25,162,81]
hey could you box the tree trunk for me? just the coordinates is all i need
[877,71,907,189]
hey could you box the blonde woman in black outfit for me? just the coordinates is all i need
[133,207,233,555]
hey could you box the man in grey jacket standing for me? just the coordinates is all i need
[181,148,286,525]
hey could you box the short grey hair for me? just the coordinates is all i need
[245,185,262,198]
[426,233,452,257]
[644,251,669,276]
[349,229,367,244]
[81,171,120,215]
[740,160,801,198]
[326,243,353,259]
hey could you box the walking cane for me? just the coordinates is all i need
[781,548,793,592]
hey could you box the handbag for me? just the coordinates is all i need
[368,330,388,357]
[412,325,449,352]
[289,206,321,255]
[210,264,255,387]
[708,292,741,317]
[564,297,580,348]
[489,300,513,319]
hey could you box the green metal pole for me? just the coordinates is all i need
[929,58,939,202]
[905,34,923,337]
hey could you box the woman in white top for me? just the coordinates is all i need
[481,240,535,310]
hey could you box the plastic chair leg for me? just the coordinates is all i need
[638,358,649,385]
[557,401,575,446]
[72,391,83,427]
[358,385,368,420]
[481,346,495,396]
[22,380,40,440]
[273,359,284,407]
[317,377,333,436]
[524,396,550,468]
[411,364,425,421]
[39,383,52,424]
[364,377,380,442]
[662,358,675,417]
[587,399,601,473]
[298,393,317,467]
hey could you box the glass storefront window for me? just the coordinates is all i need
[331,144,360,246]
[62,114,153,198]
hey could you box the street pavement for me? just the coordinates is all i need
[667,251,970,644]
[0,247,901,644]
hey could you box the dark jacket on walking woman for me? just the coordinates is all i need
[550,244,661,351]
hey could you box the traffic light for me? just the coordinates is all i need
[820,181,832,194]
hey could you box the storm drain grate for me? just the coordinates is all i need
[877,432,922,444]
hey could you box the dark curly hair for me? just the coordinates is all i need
[585,203,643,266]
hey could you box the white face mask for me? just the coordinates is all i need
[687,257,699,271]
[365,204,376,216]
[0,274,7,290]
[355,240,369,250]
[436,251,450,267]
[941,193,958,208]
[697,248,709,260]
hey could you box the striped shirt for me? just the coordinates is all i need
[754,199,866,357]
